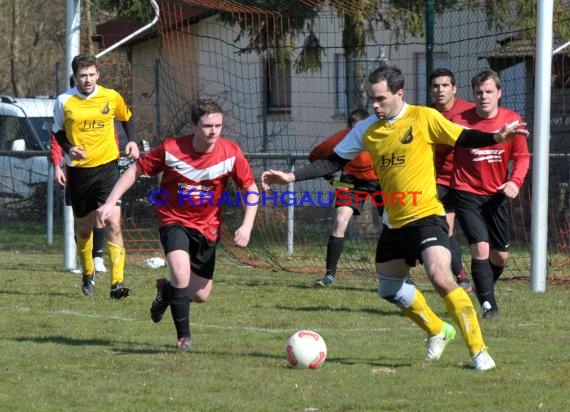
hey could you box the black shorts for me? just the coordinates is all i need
[454,190,510,251]
[67,160,120,218]
[334,179,383,216]
[159,223,218,279]
[375,215,450,267]
[437,184,455,213]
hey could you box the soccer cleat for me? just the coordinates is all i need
[150,278,171,323]
[425,322,457,361]
[481,301,499,319]
[109,282,131,299]
[472,349,496,371]
[313,274,335,288]
[93,257,107,273]
[82,274,95,297]
[176,337,192,351]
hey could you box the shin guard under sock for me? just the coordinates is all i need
[325,236,344,276]
[77,233,94,275]
[490,262,504,283]
[106,241,125,285]
[92,227,106,258]
[471,258,497,308]
[170,286,191,339]
[443,287,486,356]
[399,288,445,336]
[449,235,464,278]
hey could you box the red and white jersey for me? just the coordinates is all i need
[432,98,475,186]
[451,107,530,196]
[137,135,255,242]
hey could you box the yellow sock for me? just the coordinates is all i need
[77,233,94,275]
[400,288,445,336]
[106,240,125,286]
[443,287,486,356]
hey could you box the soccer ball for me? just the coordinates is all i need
[285,330,327,369]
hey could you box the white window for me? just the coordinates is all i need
[265,57,291,114]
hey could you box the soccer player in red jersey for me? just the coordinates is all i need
[97,99,259,350]
[309,108,383,288]
[429,68,474,292]
[451,69,530,319]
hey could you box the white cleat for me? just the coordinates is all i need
[472,349,496,371]
[425,322,456,361]
[94,257,108,273]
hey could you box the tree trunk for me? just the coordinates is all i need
[9,0,24,97]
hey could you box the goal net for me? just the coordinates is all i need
[88,0,570,279]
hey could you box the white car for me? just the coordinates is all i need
[0,95,54,206]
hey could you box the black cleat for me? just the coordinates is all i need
[82,274,95,297]
[150,278,172,323]
[110,282,131,299]
[481,301,499,319]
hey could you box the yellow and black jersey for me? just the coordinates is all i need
[334,104,464,228]
[53,85,131,168]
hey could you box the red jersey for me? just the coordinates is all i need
[432,98,475,186]
[308,128,377,181]
[136,135,255,242]
[450,107,530,196]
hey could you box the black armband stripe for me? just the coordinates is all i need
[294,152,350,182]
[456,128,497,148]
[54,130,72,154]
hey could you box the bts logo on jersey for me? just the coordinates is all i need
[82,119,106,130]
[378,153,405,168]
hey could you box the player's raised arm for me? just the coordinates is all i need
[456,121,529,148]
[261,153,350,191]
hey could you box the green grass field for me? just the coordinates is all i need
[1,223,570,411]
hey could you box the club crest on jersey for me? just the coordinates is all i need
[400,127,413,144]
[101,102,110,114]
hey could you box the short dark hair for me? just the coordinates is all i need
[191,99,223,124]
[368,64,405,93]
[471,69,502,91]
[429,68,456,86]
[71,54,98,76]
[347,108,369,128]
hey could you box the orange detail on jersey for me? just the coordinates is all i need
[309,128,377,181]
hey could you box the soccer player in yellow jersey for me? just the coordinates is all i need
[261,64,529,371]
[53,54,140,299]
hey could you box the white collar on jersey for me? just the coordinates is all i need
[75,84,99,98]
[387,102,408,124]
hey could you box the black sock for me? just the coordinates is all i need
[471,258,497,308]
[325,236,344,276]
[92,227,105,258]
[490,262,504,283]
[170,286,191,339]
[449,235,464,278]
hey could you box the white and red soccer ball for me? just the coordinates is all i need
[285,330,327,369]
